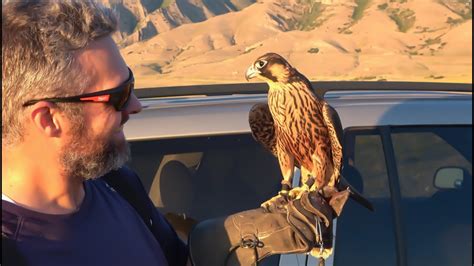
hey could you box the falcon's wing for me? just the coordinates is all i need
[322,102,343,146]
[248,103,277,156]
[321,101,343,187]
[322,101,375,211]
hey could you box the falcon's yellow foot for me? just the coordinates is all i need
[260,190,289,212]
[288,185,310,199]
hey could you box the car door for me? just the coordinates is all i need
[333,125,472,266]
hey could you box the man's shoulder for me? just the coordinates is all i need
[100,167,189,265]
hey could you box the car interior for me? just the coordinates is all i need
[128,134,283,240]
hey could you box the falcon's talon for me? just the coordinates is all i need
[261,192,288,211]
[278,189,289,196]
[288,185,310,199]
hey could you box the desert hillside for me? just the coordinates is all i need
[104,0,256,46]
[112,0,472,88]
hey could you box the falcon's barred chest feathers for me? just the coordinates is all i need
[247,53,344,201]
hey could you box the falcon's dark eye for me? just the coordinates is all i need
[256,60,267,69]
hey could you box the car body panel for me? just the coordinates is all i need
[124,91,472,141]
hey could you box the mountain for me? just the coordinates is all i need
[103,0,256,46]
[113,0,472,87]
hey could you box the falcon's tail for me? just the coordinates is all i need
[337,176,375,212]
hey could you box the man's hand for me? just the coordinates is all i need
[189,190,344,266]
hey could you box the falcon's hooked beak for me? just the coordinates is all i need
[245,65,260,81]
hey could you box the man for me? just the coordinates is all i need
[2,1,337,266]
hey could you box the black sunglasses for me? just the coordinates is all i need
[23,68,134,111]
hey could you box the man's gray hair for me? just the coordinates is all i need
[2,0,118,147]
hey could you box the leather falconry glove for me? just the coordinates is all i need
[188,190,347,266]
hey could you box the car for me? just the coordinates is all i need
[123,81,472,266]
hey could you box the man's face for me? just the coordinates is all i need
[60,110,130,180]
[59,36,141,180]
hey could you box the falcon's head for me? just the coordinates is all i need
[245,53,296,83]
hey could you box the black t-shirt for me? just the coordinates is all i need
[2,178,170,266]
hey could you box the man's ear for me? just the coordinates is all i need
[29,102,62,137]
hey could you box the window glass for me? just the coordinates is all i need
[334,129,397,266]
[392,126,472,266]
[127,134,282,235]
[393,128,472,198]
[354,134,390,199]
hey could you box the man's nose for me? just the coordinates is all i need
[125,92,142,115]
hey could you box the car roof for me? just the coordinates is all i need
[125,87,472,141]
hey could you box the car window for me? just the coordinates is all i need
[392,127,472,198]
[391,126,472,266]
[127,134,283,239]
[334,128,397,266]
[353,133,390,199]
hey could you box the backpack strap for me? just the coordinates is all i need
[101,167,188,266]
[102,167,152,230]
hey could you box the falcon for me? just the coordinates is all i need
[245,53,373,214]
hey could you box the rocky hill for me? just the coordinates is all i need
[103,0,256,46]
[112,0,472,87]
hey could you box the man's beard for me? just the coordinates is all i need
[60,118,131,181]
